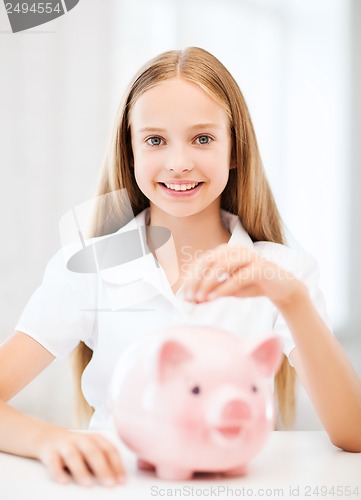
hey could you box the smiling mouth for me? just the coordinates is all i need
[159,182,203,192]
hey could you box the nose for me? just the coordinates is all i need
[221,400,252,421]
[165,145,193,173]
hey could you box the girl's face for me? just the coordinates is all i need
[130,78,232,219]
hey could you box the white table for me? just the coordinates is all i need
[1,431,360,499]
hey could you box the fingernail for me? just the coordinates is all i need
[183,289,193,301]
[81,477,94,487]
[102,477,116,487]
[117,475,126,484]
[57,476,70,484]
[195,291,204,302]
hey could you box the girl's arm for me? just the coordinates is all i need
[183,244,361,452]
[277,288,361,452]
[0,331,125,486]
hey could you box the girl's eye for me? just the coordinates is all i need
[146,136,163,147]
[195,135,212,145]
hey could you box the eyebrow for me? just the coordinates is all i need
[137,123,222,133]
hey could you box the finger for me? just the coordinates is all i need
[205,264,261,300]
[74,439,118,487]
[60,446,95,487]
[184,245,239,301]
[194,265,231,302]
[185,245,252,302]
[183,249,218,301]
[45,452,71,485]
[195,259,229,301]
[91,434,125,483]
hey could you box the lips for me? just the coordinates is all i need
[158,181,204,197]
[163,181,199,191]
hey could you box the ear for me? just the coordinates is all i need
[157,340,193,383]
[250,336,283,377]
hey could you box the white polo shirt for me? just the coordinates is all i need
[16,208,330,429]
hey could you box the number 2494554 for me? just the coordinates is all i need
[5,3,62,14]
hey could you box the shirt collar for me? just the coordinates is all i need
[220,209,254,249]
[99,208,169,287]
[99,208,254,308]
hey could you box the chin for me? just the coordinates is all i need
[147,187,223,219]
[158,205,202,218]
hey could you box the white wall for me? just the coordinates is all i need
[0,0,123,427]
[0,0,359,429]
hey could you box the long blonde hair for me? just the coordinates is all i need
[72,47,296,428]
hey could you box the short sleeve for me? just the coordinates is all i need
[254,241,332,364]
[15,248,97,360]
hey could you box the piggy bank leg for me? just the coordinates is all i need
[222,464,248,477]
[156,465,193,481]
[137,458,155,471]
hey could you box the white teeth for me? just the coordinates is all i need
[164,182,199,191]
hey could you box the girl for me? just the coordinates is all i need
[1,47,361,488]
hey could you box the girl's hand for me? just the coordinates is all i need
[183,244,305,309]
[35,426,125,487]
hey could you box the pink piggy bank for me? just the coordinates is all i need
[107,325,283,480]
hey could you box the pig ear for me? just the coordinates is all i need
[250,336,283,377]
[157,340,193,383]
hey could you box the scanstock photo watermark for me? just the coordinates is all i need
[149,484,360,498]
[3,0,79,32]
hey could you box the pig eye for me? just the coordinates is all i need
[251,385,258,393]
[191,385,201,395]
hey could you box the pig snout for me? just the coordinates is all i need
[221,400,251,422]
[208,394,253,444]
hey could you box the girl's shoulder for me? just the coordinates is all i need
[41,241,99,293]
